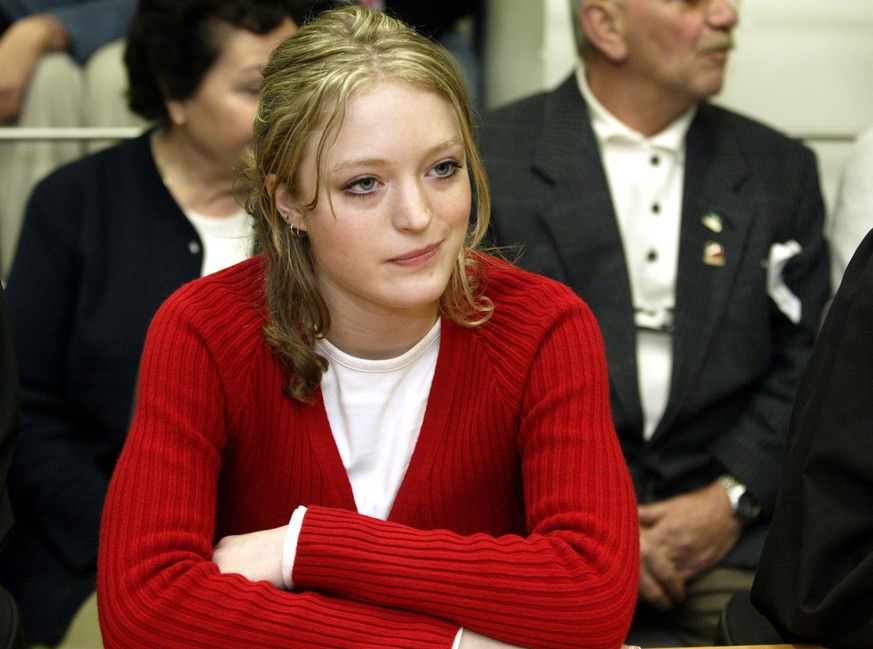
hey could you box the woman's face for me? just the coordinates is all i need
[280,81,472,328]
[169,18,297,166]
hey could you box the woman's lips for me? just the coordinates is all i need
[389,243,440,266]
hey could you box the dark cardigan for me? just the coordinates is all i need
[0,132,212,644]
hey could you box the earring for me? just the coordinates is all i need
[288,223,306,239]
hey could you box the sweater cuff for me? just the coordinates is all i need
[282,505,307,590]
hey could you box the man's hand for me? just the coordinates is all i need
[637,482,742,608]
[639,526,686,610]
[0,14,69,121]
[212,525,288,589]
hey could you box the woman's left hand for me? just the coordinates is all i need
[212,525,288,588]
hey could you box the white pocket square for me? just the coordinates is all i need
[767,240,802,324]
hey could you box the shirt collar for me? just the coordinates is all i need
[576,65,696,154]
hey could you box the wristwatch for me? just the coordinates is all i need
[717,474,761,524]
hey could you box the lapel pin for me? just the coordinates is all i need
[702,212,723,233]
[703,241,726,267]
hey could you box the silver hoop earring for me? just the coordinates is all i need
[288,223,306,239]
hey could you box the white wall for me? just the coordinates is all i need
[484,0,573,110]
[482,0,873,212]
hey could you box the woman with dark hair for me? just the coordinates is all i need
[0,1,297,645]
[98,5,639,649]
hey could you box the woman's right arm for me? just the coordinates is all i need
[5,176,109,575]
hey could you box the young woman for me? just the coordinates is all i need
[97,6,639,648]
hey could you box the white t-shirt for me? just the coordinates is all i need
[282,319,441,587]
[185,208,253,276]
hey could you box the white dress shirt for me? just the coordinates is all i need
[577,66,696,440]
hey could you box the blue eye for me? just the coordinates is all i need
[342,175,379,197]
[354,177,377,191]
[432,160,462,178]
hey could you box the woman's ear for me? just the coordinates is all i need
[580,0,629,62]
[268,174,307,232]
[165,98,188,127]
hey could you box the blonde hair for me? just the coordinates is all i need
[245,4,493,401]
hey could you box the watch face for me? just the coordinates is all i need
[737,492,761,522]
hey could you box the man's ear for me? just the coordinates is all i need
[268,174,307,232]
[580,0,629,62]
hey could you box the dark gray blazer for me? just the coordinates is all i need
[480,74,830,567]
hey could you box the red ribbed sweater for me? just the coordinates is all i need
[97,254,638,649]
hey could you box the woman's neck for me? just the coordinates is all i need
[324,303,440,360]
[151,127,244,217]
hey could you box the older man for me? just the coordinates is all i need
[480,0,830,644]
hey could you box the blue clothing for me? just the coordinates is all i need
[0,0,135,62]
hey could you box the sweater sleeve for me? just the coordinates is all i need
[0,286,18,547]
[49,0,136,63]
[291,294,639,649]
[97,286,459,649]
[5,170,107,574]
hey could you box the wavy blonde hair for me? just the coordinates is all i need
[244,4,493,401]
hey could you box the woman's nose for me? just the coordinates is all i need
[393,185,433,231]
